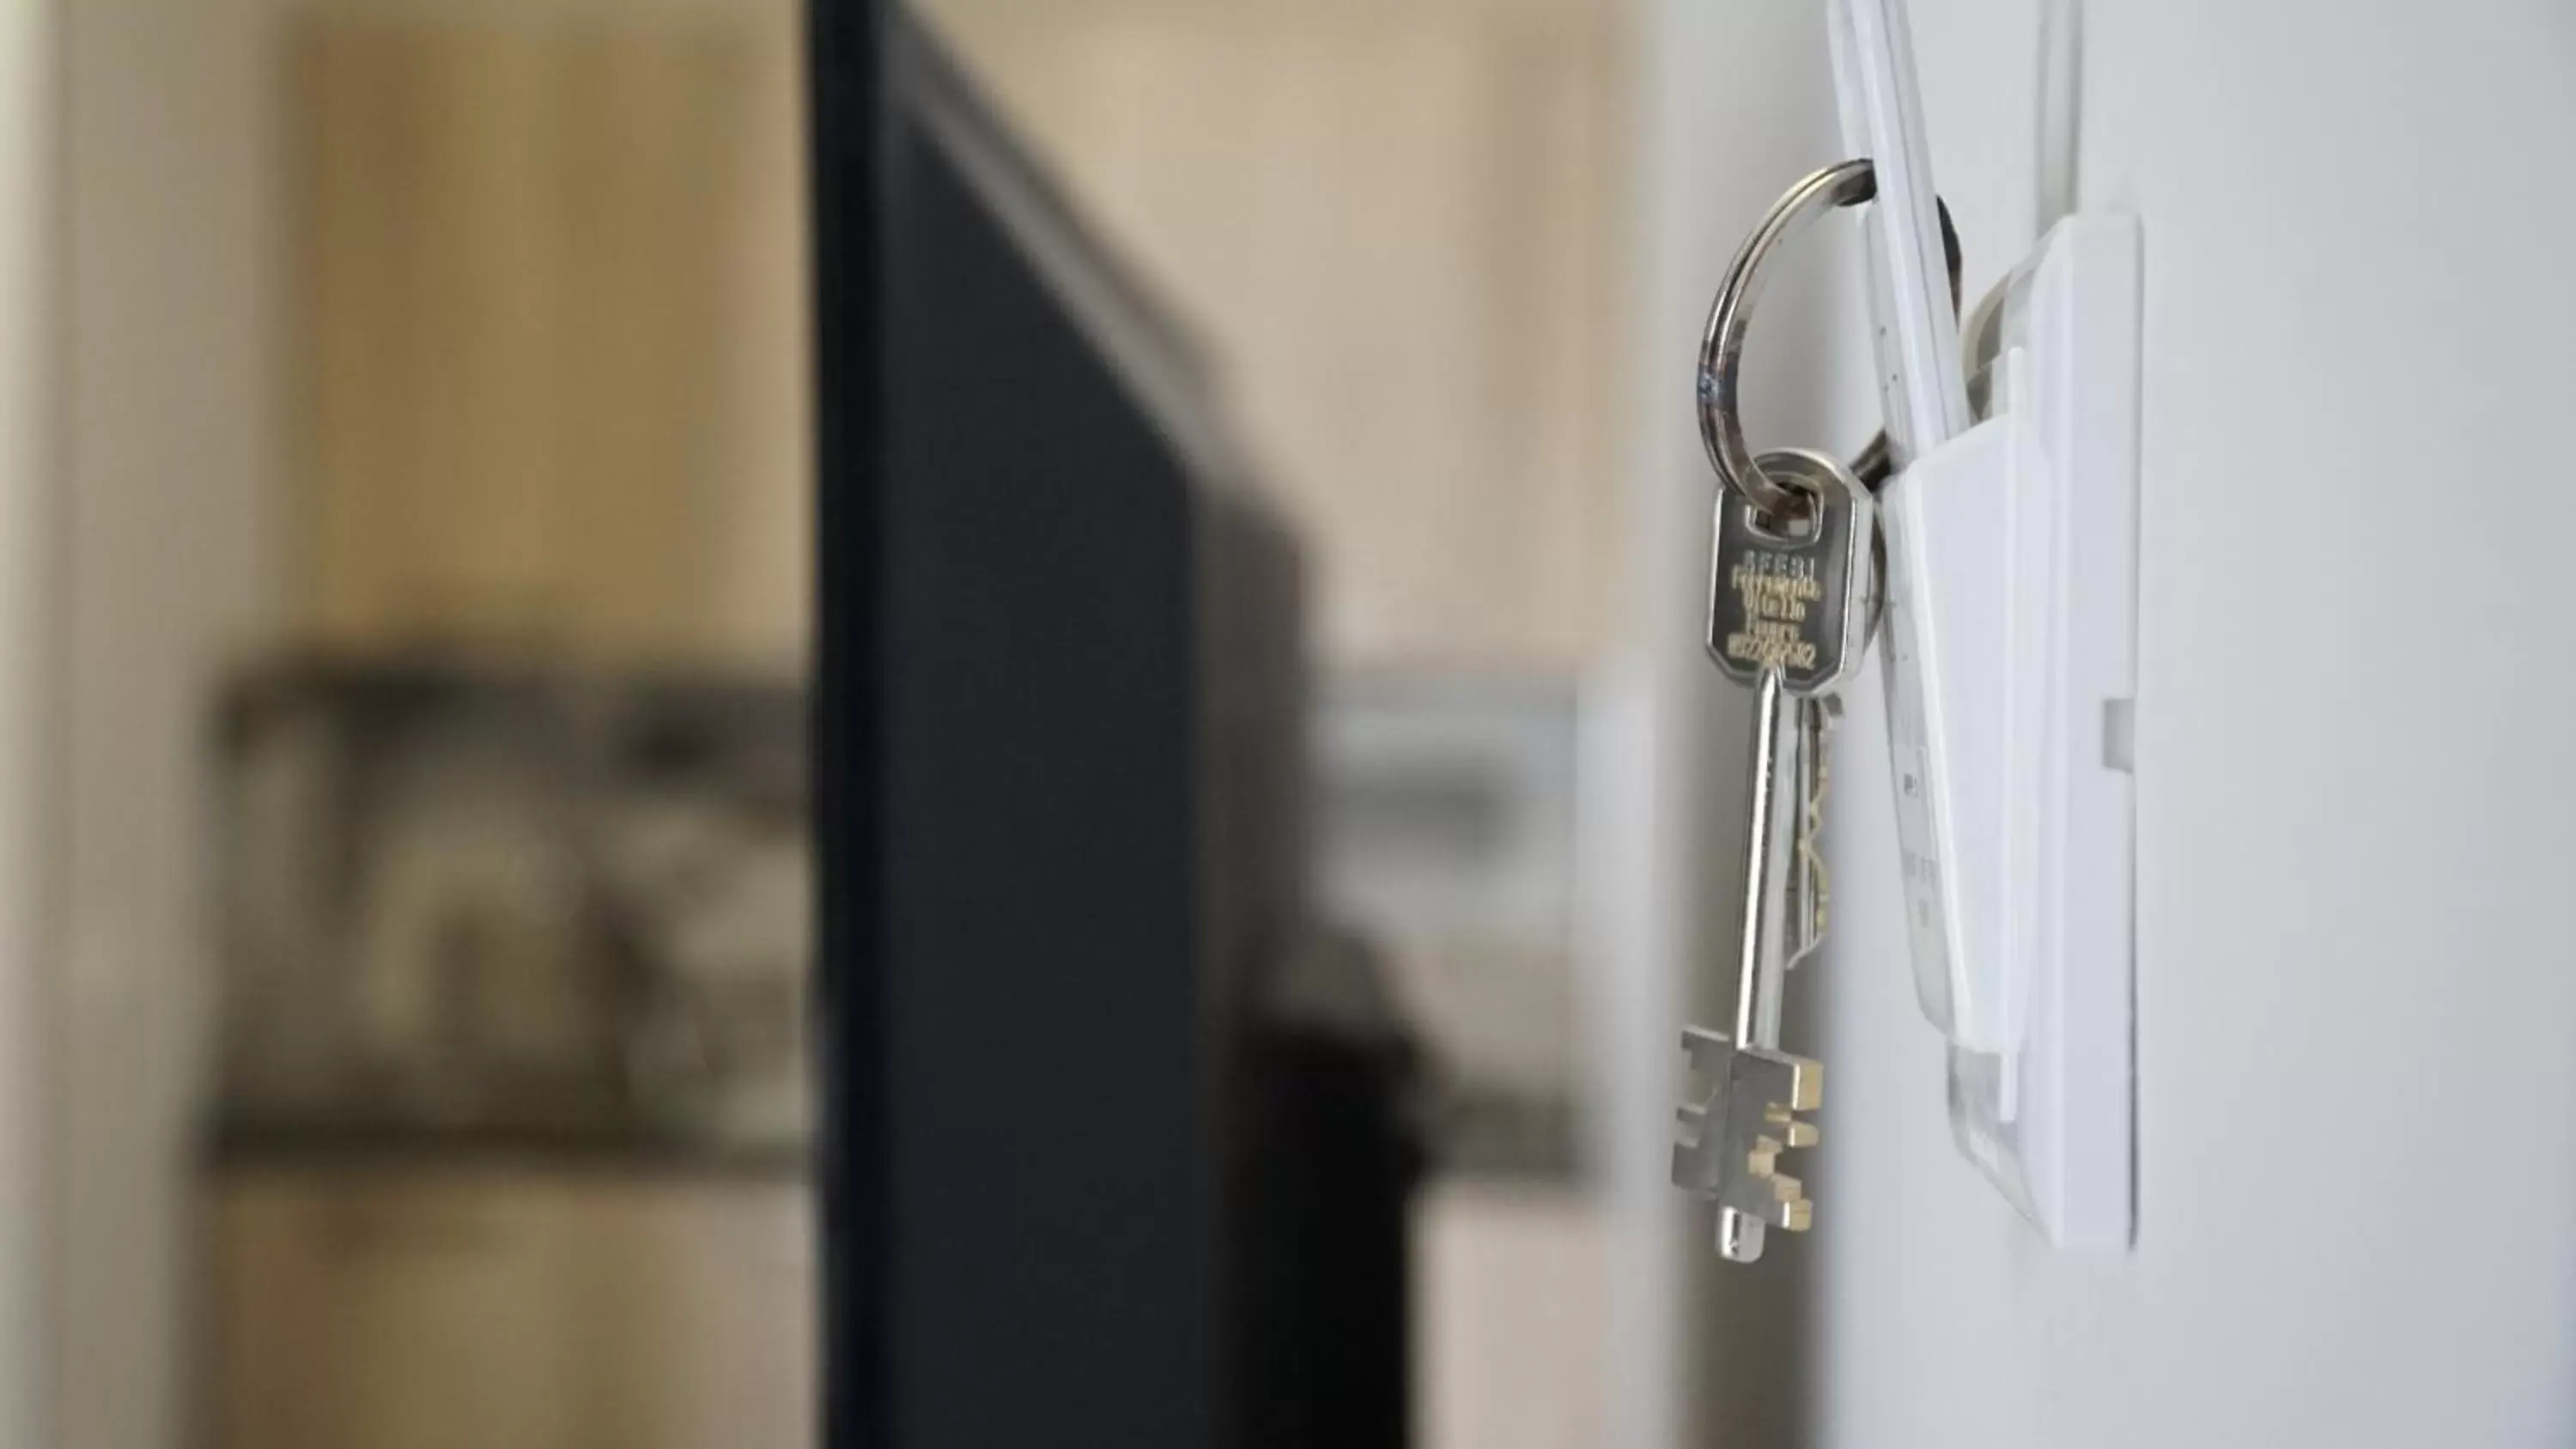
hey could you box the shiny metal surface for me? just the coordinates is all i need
[1674,161,1971,1267]
[1731,670,1790,1053]
[1785,694,1838,973]
[1697,160,1964,511]
[1698,161,1877,517]
[1668,670,1819,1264]
[1716,672,1798,1262]
[1703,447,1880,700]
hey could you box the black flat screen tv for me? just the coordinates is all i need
[809,11,1410,1447]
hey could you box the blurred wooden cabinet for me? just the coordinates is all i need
[209,1162,813,1449]
[289,9,810,664]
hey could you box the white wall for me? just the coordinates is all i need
[1640,2,2576,1445]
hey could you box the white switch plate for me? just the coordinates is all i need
[1935,215,2142,1248]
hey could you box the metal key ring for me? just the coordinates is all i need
[1697,159,1963,518]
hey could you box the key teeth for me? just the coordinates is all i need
[1671,1039,1822,1239]
[1741,1120,1817,1183]
[1763,1102,1820,1149]
[1674,1104,1707,1157]
[1671,1088,1722,1192]
[1783,1063,1822,1113]
[1761,1169,1812,1234]
[1718,1050,1820,1232]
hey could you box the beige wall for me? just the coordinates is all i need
[58,0,282,1444]
[0,0,57,1444]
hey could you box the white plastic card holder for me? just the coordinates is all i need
[1826,0,1987,1048]
[1825,0,2138,1248]
[1930,215,2141,1248]
[1876,410,2055,1055]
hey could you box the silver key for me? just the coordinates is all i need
[1674,448,1875,1262]
[1786,694,1840,973]
[1674,670,1817,1260]
[1703,450,1877,700]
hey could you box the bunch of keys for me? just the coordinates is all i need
[1671,159,1954,1262]
[1670,450,1875,1262]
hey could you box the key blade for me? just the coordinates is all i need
[1676,1040,1826,1227]
[1672,1085,1728,1191]
[1680,1025,1738,1072]
[1731,1045,1820,1114]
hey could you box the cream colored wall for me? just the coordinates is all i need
[0,1,57,1444]
[919,0,1629,669]
[58,0,283,1445]
[55,0,283,1443]
[1413,1183,1610,1449]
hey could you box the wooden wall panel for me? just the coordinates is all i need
[289,10,808,664]
[210,1167,815,1449]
